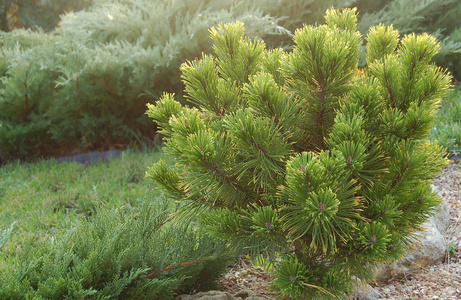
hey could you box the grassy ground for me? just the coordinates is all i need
[0,147,166,272]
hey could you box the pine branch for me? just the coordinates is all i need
[145,256,216,279]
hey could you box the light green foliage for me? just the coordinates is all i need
[0,223,13,250]
[0,0,296,160]
[248,0,360,48]
[0,149,232,298]
[431,87,461,155]
[147,8,452,298]
[0,0,92,32]
[1,0,459,161]
[447,241,458,256]
[357,0,461,79]
[0,202,232,299]
[357,0,459,34]
[0,148,164,271]
[0,36,59,157]
[58,0,290,47]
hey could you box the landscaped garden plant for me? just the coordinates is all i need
[0,203,232,299]
[0,223,13,250]
[0,0,291,160]
[147,8,452,299]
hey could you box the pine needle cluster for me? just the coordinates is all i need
[147,8,452,298]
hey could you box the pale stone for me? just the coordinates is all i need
[175,291,233,300]
[374,188,450,282]
[431,186,450,236]
[175,290,268,300]
[349,278,381,300]
[234,290,268,300]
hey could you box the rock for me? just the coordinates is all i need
[175,290,268,300]
[431,186,450,236]
[349,278,381,300]
[175,291,233,300]
[374,188,450,281]
[234,289,269,299]
[233,290,250,298]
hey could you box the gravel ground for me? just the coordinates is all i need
[373,160,461,299]
[219,160,461,299]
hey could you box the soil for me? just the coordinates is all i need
[219,159,461,299]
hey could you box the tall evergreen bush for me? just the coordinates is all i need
[147,8,452,298]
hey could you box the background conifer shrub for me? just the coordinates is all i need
[0,203,232,299]
[2,0,459,161]
[0,0,93,32]
[147,8,452,299]
[0,0,293,160]
[355,0,461,80]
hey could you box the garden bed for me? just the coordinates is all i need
[218,160,461,299]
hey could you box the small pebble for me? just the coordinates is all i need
[439,270,451,277]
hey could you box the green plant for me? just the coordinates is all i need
[0,223,13,250]
[0,38,58,158]
[0,147,166,273]
[243,0,359,49]
[447,241,458,256]
[0,0,92,32]
[0,0,295,160]
[431,87,461,155]
[0,202,232,299]
[147,8,452,298]
[357,0,461,80]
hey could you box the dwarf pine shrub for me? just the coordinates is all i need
[147,8,452,299]
[0,203,232,299]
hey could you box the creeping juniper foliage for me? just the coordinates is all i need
[147,8,452,299]
[0,223,14,250]
[0,203,232,299]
